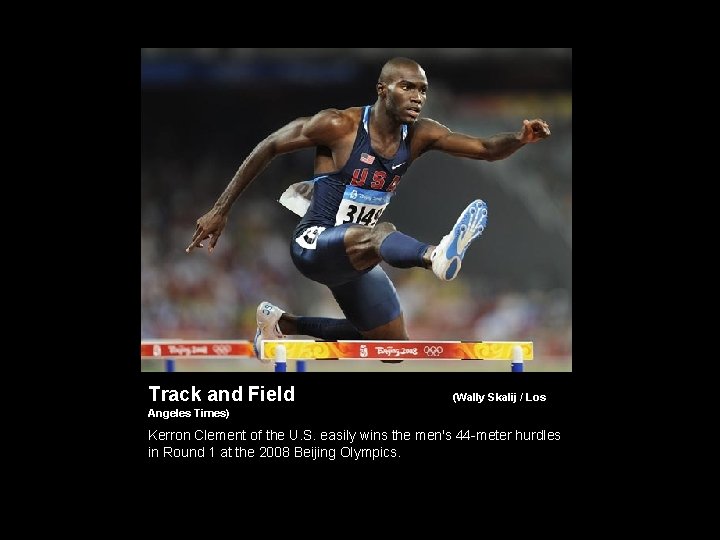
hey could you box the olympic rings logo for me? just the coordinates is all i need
[212,345,232,355]
[423,346,444,357]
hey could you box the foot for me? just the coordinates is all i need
[431,200,488,281]
[253,301,285,362]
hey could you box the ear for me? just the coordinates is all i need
[377,82,385,97]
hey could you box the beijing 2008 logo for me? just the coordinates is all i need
[423,346,444,357]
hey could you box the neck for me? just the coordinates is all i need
[372,100,403,136]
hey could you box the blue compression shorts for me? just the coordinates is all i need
[290,224,401,331]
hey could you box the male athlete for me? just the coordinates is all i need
[186,57,551,361]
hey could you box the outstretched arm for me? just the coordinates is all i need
[415,118,551,162]
[186,109,351,253]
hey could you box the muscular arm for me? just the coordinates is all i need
[213,111,349,215]
[413,118,550,162]
[187,109,354,253]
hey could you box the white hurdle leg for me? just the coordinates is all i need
[511,345,524,372]
[274,345,287,372]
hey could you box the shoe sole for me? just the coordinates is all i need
[254,301,283,363]
[440,200,487,280]
[253,328,261,359]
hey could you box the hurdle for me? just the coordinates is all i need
[141,340,256,372]
[141,339,532,372]
[262,340,531,372]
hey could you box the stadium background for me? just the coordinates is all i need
[141,48,572,372]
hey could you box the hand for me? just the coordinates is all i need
[519,119,551,143]
[186,210,228,253]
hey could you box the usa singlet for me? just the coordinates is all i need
[293,105,411,246]
[289,106,411,327]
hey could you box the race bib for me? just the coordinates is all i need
[334,186,392,227]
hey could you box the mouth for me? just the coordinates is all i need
[406,107,421,119]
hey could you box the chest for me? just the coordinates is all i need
[369,135,400,159]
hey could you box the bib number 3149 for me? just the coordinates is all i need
[334,187,392,227]
[341,204,384,227]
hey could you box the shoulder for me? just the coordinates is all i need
[408,118,452,152]
[410,117,451,138]
[304,107,361,139]
[312,107,361,129]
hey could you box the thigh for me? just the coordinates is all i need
[291,224,371,287]
[330,266,404,333]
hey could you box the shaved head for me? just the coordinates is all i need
[374,57,428,124]
[379,57,425,85]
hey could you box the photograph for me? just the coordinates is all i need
[141,48,572,373]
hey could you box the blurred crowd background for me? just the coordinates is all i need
[141,48,572,372]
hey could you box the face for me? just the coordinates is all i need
[380,66,428,124]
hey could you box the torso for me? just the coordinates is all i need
[295,105,413,237]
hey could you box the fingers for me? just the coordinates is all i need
[186,228,209,253]
[532,124,548,137]
[209,231,222,253]
[186,215,226,253]
[186,239,200,253]
[523,119,551,139]
[528,119,551,135]
[189,224,202,243]
[534,119,550,136]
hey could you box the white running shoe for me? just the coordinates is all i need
[253,301,285,362]
[431,200,488,281]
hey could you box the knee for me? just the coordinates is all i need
[374,222,397,237]
[361,323,408,341]
[372,222,397,247]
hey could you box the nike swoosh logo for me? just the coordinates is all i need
[391,162,405,170]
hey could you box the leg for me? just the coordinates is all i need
[278,307,407,340]
[278,265,407,340]
[291,222,433,286]
[255,224,417,363]
[330,266,408,363]
[343,221,435,271]
[345,199,489,281]
[267,266,408,363]
[254,300,366,362]
[278,312,363,340]
[292,224,424,339]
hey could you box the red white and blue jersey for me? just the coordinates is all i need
[293,106,411,240]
